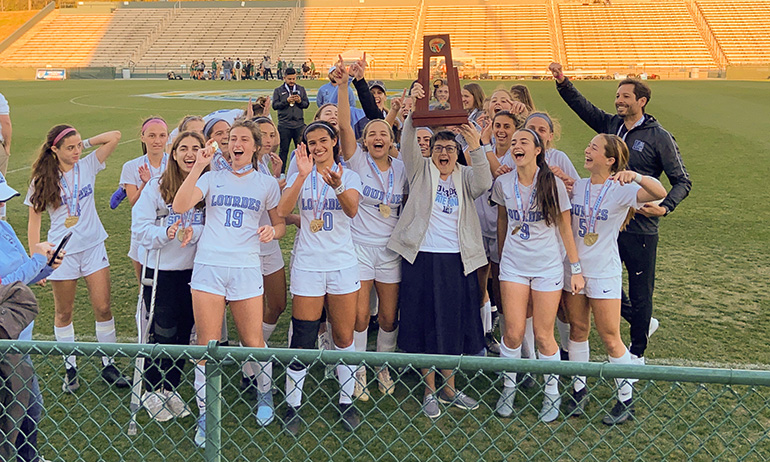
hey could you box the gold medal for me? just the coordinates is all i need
[64,216,79,228]
[178,227,186,243]
[310,219,324,233]
[584,232,599,246]
[379,203,391,218]
[511,225,521,236]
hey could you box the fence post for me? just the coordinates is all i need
[204,340,222,462]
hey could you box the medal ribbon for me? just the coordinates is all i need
[310,164,337,221]
[512,167,538,225]
[583,179,613,234]
[212,150,231,172]
[144,153,168,179]
[366,154,394,207]
[60,163,80,218]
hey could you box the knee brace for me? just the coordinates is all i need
[289,317,321,371]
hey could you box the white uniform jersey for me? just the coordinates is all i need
[194,169,280,268]
[256,156,280,256]
[476,148,511,238]
[545,148,579,182]
[570,178,641,278]
[492,171,572,278]
[420,177,461,253]
[131,178,205,271]
[347,146,408,247]
[24,152,108,255]
[119,154,168,189]
[287,167,363,271]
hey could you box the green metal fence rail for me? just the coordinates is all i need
[1,340,769,461]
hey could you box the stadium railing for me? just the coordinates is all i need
[1,340,768,461]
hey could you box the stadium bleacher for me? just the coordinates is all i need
[697,1,770,65]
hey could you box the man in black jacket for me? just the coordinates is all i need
[272,67,309,172]
[549,63,692,366]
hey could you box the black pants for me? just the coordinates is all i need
[278,124,304,173]
[264,69,273,80]
[618,232,658,357]
[142,268,195,391]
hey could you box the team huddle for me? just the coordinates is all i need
[18,59,691,444]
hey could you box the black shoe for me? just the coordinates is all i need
[602,398,635,425]
[560,348,570,361]
[240,375,257,395]
[62,367,80,393]
[519,374,537,390]
[485,333,501,355]
[368,314,379,333]
[565,387,588,418]
[339,403,360,432]
[283,406,302,437]
[101,364,131,388]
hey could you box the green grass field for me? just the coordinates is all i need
[2,78,770,460]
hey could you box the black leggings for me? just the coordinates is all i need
[142,268,195,391]
[618,232,658,358]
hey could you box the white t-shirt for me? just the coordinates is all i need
[500,148,579,182]
[347,146,408,246]
[492,171,572,277]
[24,152,108,255]
[287,167,363,271]
[420,177,461,253]
[194,169,280,268]
[256,156,280,256]
[131,178,205,271]
[119,154,168,189]
[570,178,641,278]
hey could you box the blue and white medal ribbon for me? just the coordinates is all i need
[582,178,612,246]
[60,163,80,228]
[309,165,336,233]
[511,167,538,235]
[366,154,394,218]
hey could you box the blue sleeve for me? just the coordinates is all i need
[1,253,49,286]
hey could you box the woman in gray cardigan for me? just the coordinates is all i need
[387,90,493,419]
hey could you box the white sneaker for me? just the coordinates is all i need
[163,389,192,418]
[377,368,396,395]
[648,317,659,337]
[142,391,173,422]
[352,367,371,401]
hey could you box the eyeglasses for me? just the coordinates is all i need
[432,145,457,154]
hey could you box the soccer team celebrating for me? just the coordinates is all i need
[8,57,691,444]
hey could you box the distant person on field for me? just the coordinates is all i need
[272,68,309,172]
[211,58,218,80]
[316,65,356,108]
[0,91,12,220]
[222,58,232,81]
[549,62,692,364]
[276,58,283,80]
[263,56,273,80]
[234,58,243,81]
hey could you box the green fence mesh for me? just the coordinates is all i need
[1,340,769,461]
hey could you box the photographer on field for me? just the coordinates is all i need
[272,67,309,172]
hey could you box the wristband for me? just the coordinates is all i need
[570,262,582,275]
[334,184,346,195]
[633,172,643,184]
[82,138,92,149]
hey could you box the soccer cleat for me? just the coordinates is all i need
[539,391,561,423]
[62,367,80,394]
[519,373,537,390]
[437,390,479,410]
[142,391,173,422]
[495,386,517,418]
[560,348,570,361]
[353,368,371,402]
[240,375,257,396]
[377,368,396,395]
[422,393,441,419]
[565,387,588,418]
[603,398,635,425]
[194,413,206,448]
[255,391,275,426]
[109,187,127,209]
[339,403,361,432]
[101,364,131,388]
[283,406,303,437]
[164,390,192,418]
[485,332,501,355]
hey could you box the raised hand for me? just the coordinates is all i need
[411,82,426,100]
[549,62,565,83]
[611,169,638,185]
[349,52,367,80]
[511,101,528,115]
[138,164,151,184]
[262,96,271,117]
[295,143,313,178]
[495,164,513,177]
[459,124,482,151]
[480,117,493,145]
[195,141,215,167]
[268,152,283,178]
[322,163,343,188]
[246,97,255,119]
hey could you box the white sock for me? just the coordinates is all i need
[522,317,536,359]
[287,321,293,346]
[568,340,590,392]
[556,319,571,352]
[376,327,397,353]
[353,330,368,352]
[262,322,277,343]
[220,315,229,343]
[95,319,117,366]
[285,367,307,408]
[195,364,206,413]
[539,350,560,395]
[481,300,492,333]
[499,339,521,388]
[54,323,77,370]
[609,349,634,402]
[369,289,379,316]
[335,341,356,405]
[253,359,273,394]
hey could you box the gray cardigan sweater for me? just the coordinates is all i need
[387,115,493,276]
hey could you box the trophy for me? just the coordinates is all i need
[412,34,469,127]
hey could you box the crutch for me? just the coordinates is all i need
[128,208,168,435]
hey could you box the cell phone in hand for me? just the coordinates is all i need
[48,232,72,266]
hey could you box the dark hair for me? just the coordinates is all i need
[617,78,652,110]
[493,110,526,130]
[462,83,485,112]
[140,116,168,155]
[30,125,78,212]
[313,103,337,121]
[517,129,561,227]
[302,121,340,163]
[285,67,297,76]
[510,84,536,112]
[203,118,229,140]
[160,131,208,207]
[429,130,465,164]
[251,96,268,118]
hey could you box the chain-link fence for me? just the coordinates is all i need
[1,340,769,461]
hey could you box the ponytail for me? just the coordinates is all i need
[518,128,560,227]
[30,124,76,213]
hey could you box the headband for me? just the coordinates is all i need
[525,113,554,132]
[303,121,336,140]
[142,118,167,133]
[203,118,227,138]
[417,127,434,135]
[53,127,77,146]
[520,128,543,148]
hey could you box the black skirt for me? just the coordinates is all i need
[397,252,484,356]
